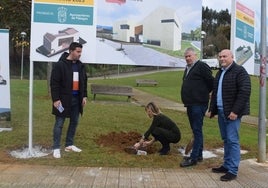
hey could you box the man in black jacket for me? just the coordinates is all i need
[209,49,251,181]
[180,47,214,167]
[50,42,88,158]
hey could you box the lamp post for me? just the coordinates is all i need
[20,32,26,80]
[200,31,206,60]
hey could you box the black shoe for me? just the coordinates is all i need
[212,166,228,173]
[159,150,170,155]
[159,148,170,155]
[158,145,170,155]
[183,156,203,162]
[197,156,203,162]
[180,157,197,167]
[220,172,237,181]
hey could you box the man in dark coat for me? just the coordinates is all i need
[180,47,214,167]
[50,42,88,158]
[209,49,251,181]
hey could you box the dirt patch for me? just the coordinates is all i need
[95,131,158,154]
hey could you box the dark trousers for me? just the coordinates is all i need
[186,105,207,160]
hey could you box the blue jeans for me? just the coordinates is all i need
[53,96,80,149]
[218,109,241,175]
[187,105,207,160]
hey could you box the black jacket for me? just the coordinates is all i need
[209,62,251,118]
[50,52,88,117]
[144,114,181,143]
[181,60,214,106]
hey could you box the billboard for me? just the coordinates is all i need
[231,0,255,75]
[30,0,202,67]
[30,0,96,63]
[0,29,11,130]
[96,0,202,67]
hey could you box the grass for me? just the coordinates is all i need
[0,70,266,168]
[89,70,267,117]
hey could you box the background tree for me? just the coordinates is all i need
[202,6,231,57]
[0,0,31,76]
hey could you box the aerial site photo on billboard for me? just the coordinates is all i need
[96,0,202,67]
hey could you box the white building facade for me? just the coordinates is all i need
[112,6,182,51]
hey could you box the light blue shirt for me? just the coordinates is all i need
[217,63,232,109]
[217,69,226,109]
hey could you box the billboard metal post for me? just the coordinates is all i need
[28,60,34,156]
[258,0,267,163]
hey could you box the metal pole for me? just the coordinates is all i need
[258,0,267,163]
[200,31,206,60]
[20,32,26,80]
[201,39,203,60]
[20,41,24,80]
[28,60,34,156]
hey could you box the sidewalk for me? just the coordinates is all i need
[0,159,268,187]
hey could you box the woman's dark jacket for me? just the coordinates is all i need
[50,52,88,117]
[209,62,251,118]
[181,60,214,106]
[143,114,181,143]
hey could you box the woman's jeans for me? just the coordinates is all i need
[218,109,241,175]
[186,105,207,160]
[53,96,80,149]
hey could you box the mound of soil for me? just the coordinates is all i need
[95,131,157,154]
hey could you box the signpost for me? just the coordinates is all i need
[258,0,267,163]
[0,29,11,132]
[28,0,96,156]
[231,0,255,75]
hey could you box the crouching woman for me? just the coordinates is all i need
[134,102,181,155]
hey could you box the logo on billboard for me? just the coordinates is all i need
[58,7,67,23]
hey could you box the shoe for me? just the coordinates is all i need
[65,145,82,152]
[183,156,203,162]
[180,157,197,167]
[159,149,170,155]
[53,149,61,158]
[197,156,203,162]
[158,145,170,155]
[220,172,237,181]
[212,166,228,173]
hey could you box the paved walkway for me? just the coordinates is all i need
[0,159,268,187]
[1,77,267,188]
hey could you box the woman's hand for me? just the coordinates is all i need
[133,142,141,149]
[142,141,150,147]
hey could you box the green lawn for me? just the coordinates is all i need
[89,70,267,117]
[0,71,266,168]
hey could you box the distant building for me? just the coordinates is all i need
[113,20,136,43]
[111,6,182,51]
[142,6,182,51]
